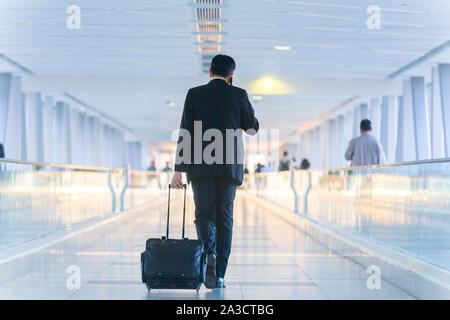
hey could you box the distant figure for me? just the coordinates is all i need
[147,161,156,171]
[345,119,385,167]
[300,158,310,170]
[0,142,4,159]
[243,167,250,187]
[255,163,265,173]
[162,161,172,172]
[278,151,290,171]
[291,157,298,169]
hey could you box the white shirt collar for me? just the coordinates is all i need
[211,76,228,82]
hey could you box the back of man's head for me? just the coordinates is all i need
[360,119,372,133]
[210,54,236,78]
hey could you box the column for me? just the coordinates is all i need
[426,81,432,147]
[0,73,13,144]
[430,66,446,158]
[319,123,327,169]
[140,141,148,171]
[53,101,71,164]
[380,96,398,163]
[96,122,105,166]
[398,80,417,161]
[411,77,431,159]
[101,124,110,167]
[20,93,27,160]
[353,106,359,138]
[307,129,314,164]
[313,126,320,169]
[108,126,114,168]
[124,141,134,168]
[69,108,82,165]
[328,119,337,168]
[42,96,54,162]
[337,115,345,168]
[85,116,95,166]
[395,96,404,162]
[438,64,450,157]
[111,128,124,168]
[24,92,43,162]
[360,103,369,120]
[77,112,86,165]
[343,111,353,159]
[108,126,115,167]
[370,97,381,140]
[4,76,24,160]
[300,131,307,167]
[133,142,142,170]
[86,116,102,166]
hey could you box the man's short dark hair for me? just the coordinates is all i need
[210,54,236,77]
[360,119,372,131]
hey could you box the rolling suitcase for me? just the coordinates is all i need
[140,184,206,292]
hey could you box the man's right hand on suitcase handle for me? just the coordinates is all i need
[170,171,184,189]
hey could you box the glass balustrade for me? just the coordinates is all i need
[246,160,450,272]
[124,170,167,209]
[0,159,166,251]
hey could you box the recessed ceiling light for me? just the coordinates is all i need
[248,76,293,95]
[166,100,176,107]
[274,46,291,51]
[252,96,263,101]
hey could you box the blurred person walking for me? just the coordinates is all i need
[278,151,290,171]
[300,158,310,170]
[345,119,385,167]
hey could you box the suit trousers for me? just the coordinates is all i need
[191,177,238,278]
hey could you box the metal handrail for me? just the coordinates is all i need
[317,157,450,172]
[251,157,450,176]
[3,156,449,176]
[0,158,117,172]
[0,158,168,175]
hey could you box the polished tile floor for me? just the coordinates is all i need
[0,192,415,300]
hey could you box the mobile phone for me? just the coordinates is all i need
[229,77,233,86]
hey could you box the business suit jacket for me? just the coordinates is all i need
[174,79,259,185]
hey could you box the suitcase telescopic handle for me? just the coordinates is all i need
[167,184,187,239]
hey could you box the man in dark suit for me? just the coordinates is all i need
[171,54,259,289]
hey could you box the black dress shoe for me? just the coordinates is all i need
[216,277,226,288]
[204,253,217,289]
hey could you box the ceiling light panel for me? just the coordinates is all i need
[197,34,222,43]
[196,22,222,33]
[199,45,221,53]
[191,0,226,73]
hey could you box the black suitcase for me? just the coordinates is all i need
[140,184,206,292]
